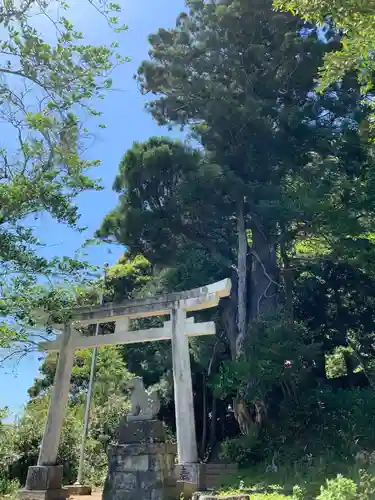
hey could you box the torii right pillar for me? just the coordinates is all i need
[170,300,209,496]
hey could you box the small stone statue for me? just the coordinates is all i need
[125,377,160,421]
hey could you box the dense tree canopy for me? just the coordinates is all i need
[98,0,375,439]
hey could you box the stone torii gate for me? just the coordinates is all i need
[22,278,231,500]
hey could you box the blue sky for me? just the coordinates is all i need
[0,0,186,418]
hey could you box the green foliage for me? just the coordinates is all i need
[105,0,375,336]
[214,318,317,401]
[215,464,373,499]
[0,276,105,360]
[0,408,19,497]
[267,386,375,462]
[8,396,82,485]
[0,477,19,499]
[97,137,230,266]
[2,344,130,488]
[274,0,375,97]
[95,0,375,471]
[292,485,306,500]
[105,253,153,301]
[294,259,375,386]
[5,0,375,494]
[220,436,258,466]
[317,475,357,500]
[84,392,130,486]
[0,0,128,349]
[29,345,129,403]
[325,347,351,379]
[218,384,375,478]
[358,469,375,500]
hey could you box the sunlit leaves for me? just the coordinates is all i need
[0,0,128,350]
[274,0,375,95]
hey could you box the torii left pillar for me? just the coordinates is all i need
[21,324,74,500]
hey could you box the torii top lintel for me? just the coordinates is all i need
[69,278,232,326]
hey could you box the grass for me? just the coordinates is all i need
[212,455,371,499]
[250,496,290,499]
[219,493,290,499]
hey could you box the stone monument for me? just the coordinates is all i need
[102,377,177,500]
[126,377,160,421]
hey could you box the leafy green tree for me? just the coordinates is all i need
[0,407,18,495]
[8,396,82,485]
[105,253,153,301]
[99,137,233,267]
[11,253,155,485]
[28,346,129,403]
[274,0,375,96]
[294,259,375,383]
[27,252,153,402]
[131,0,371,345]
[0,0,128,349]
[99,146,239,449]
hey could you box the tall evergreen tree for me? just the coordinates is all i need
[100,0,375,434]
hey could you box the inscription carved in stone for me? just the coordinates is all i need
[179,465,191,482]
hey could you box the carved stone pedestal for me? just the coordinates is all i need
[118,419,166,445]
[175,463,205,499]
[176,462,239,497]
[20,465,68,500]
[102,420,177,500]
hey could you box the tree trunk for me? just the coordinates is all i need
[222,212,279,437]
[220,268,238,360]
[236,200,248,354]
[250,223,278,321]
[280,237,294,324]
[200,373,208,458]
[209,395,217,448]
[233,397,253,435]
[232,221,279,436]
[204,395,218,462]
[233,206,254,435]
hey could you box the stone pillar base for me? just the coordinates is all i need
[175,463,205,497]
[19,489,69,500]
[65,484,92,496]
[20,465,68,500]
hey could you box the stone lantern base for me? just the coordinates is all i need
[102,419,177,500]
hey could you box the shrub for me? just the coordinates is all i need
[214,318,317,402]
[220,436,259,465]
[358,469,375,500]
[0,476,19,499]
[7,397,82,486]
[317,475,357,500]
[292,485,306,499]
[0,408,19,496]
[260,385,375,467]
